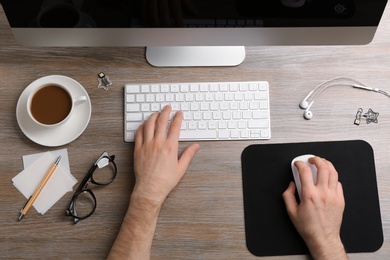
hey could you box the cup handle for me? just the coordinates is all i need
[74,96,87,106]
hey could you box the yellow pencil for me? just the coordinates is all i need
[18,156,61,221]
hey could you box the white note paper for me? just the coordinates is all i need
[22,148,71,172]
[12,151,77,215]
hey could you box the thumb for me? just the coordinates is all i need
[282,182,298,219]
[178,143,200,172]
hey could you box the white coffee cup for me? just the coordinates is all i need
[27,83,87,127]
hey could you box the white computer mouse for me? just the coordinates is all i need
[291,154,317,199]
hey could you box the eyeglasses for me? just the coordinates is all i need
[66,151,117,224]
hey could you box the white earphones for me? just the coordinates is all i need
[299,77,389,120]
[299,77,344,120]
[302,99,315,119]
[299,91,314,119]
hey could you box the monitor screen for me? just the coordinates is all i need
[1,0,388,66]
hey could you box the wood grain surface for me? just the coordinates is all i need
[1,4,390,260]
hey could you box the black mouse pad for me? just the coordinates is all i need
[241,140,383,256]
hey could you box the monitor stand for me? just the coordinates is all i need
[145,46,246,67]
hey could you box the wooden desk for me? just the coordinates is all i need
[1,4,390,260]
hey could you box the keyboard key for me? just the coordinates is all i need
[126,94,135,103]
[241,130,249,138]
[151,85,160,93]
[171,84,180,92]
[180,130,218,140]
[126,84,139,93]
[151,103,160,111]
[248,120,269,128]
[253,111,269,119]
[126,113,143,121]
[141,85,150,93]
[261,129,270,138]
[126,104,140,112]
[218,130,230,139]
[125,131,135,141]
[126,122,142,131]
[161,84,169,92]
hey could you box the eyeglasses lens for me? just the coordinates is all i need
[92,157,116,184]
[73,191,96,218]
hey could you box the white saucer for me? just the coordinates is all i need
[16,75,91,147]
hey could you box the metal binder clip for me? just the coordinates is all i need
[97,72,112,91]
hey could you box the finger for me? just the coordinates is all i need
[178,143,200,173]
[282,182,298,218]
[155,105,171,139]
[337,182,345,199]
[323,159,339,190]
[309,157,329,188]
[337,182,346,212]
[167,111,183,141]
[143,112,159,142]
[135,123,145,149]
[295,161,314,190]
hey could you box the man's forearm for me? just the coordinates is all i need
[306,236,348,260]
[108,193,162,260]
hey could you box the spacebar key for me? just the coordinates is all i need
[180,130,217,140]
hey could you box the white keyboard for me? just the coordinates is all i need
[124,81,271,142]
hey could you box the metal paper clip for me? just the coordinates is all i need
[354,108,363,125]
[97,72,112,91]
[363,108,379,124]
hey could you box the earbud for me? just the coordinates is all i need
[303,110,313,120]
[302,100,314,120]
[299,100,309,109]
[299,90,314,109]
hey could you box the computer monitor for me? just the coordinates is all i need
[0,0,387,67]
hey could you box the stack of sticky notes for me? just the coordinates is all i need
[12,149,78,215]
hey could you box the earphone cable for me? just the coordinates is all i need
[308,78,390,110]
[307,76,368,102]
[378,89,390,98]
[302,77,390,120]
[309,83,354,105]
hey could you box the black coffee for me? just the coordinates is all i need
[30,85,72,125]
